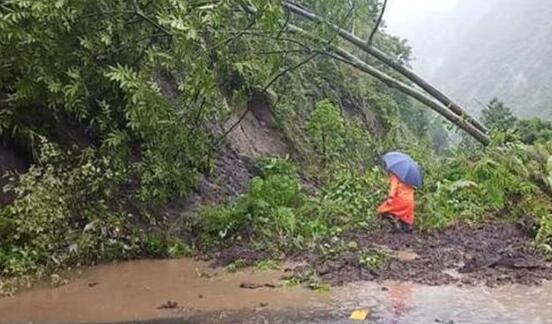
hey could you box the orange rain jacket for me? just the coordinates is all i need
[377,173,415,225]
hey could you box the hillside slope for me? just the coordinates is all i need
[393,0,552,118]
[434,0,552,118]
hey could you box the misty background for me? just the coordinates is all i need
[385,0,552,119]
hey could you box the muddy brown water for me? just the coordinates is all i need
[1,258,552,324]
[0,259,326,323]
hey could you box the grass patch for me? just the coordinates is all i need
[255,260,281,271]
[224,259,247,273]
[358,249,391,269]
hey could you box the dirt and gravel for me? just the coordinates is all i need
[211,220,552,287]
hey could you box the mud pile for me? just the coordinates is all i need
[316,222,552,287]
[213,222,552,287]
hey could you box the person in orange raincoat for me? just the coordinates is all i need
[377,172,415,233]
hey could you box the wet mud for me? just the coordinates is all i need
[315,222,552,286]
[213,222,552,287]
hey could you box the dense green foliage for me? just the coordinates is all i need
[307,100,346,162]
[0,0,421,290]
[200,158,318,252]
[481,99,518,133]
[201,141,552,259]
[482,99,552,145]
[0,0,247,290]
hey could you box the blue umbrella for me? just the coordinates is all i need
[382,152,423,188]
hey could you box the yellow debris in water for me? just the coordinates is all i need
[349,308,370,320]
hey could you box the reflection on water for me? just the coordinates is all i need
[329,281,552,324]
[387,282,414,323]
[0,258,551,323]
[207,281,552,324]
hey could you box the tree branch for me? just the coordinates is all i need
[237,31,312,51]
[367,0,387,45]
[134,12,171,37]
[212,19,257,51]
[211,3,351,149]
[213,51,319,148]
[83,3,171,37]
[263,52,318,91]
[276,9,291,40]
[252,49,308,56]
[187,96,207,137]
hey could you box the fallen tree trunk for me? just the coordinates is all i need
[283,1,489,135]
[287,25,490,145]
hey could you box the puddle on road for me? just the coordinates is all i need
[0,259,326,323]
[189,281,552,324]
[1,258,552,323]
[329,281,552,324]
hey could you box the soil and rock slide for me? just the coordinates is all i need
[212,221,552,287]
[158,71,551,289]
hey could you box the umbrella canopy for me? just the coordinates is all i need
[382,152,422,188]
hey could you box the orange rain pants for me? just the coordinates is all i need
[377,173,415,225]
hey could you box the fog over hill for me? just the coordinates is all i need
[386,0,552,119]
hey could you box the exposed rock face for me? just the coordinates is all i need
[225,90,291,159]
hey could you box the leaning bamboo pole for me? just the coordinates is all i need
[287,24,490,145]
[283,1,489,135]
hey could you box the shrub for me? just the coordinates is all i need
[481,98,517,132]
[0,139,186,282]
[0,140,133,276]
[416,143,552,247]
[307,100,346,162]
[200,157,329,251]
[315,166,385,226]
[200,172,305,249]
